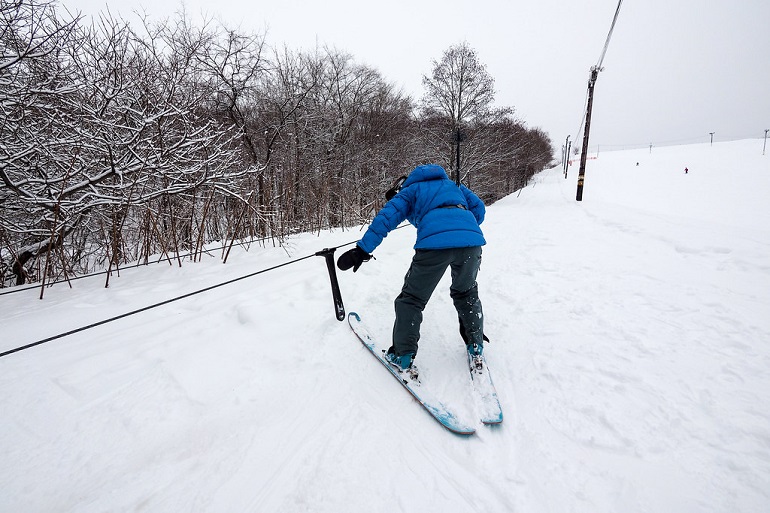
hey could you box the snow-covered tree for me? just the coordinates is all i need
[0,3,553,290]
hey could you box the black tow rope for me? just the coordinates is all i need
[1,242,357,359]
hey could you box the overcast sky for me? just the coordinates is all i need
[62,0,770,152]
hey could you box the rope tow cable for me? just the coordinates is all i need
[0,240,357,359]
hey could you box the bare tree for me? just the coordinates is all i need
[1,3,244,285]
[421,41,495,128]
[422,42,522,190]
[1,0,82,284]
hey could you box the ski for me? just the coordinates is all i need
[467,350,504,425]
[347,312,476,436]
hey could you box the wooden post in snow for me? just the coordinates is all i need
[576,66,600,202]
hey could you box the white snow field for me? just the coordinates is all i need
[2,139,769,512]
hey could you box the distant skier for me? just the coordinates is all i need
[685,167,689,174]
[337,164,486,375]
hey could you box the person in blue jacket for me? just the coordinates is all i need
[337,164,486,376]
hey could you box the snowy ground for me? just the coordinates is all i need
[2,139,769,512]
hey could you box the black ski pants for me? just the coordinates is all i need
[392,246,483,357]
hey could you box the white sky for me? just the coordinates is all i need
[61,0,770,151]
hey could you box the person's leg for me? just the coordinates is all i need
[392,249,451,356]
[450,246,484,347]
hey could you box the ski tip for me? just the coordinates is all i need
[348,311,361,322]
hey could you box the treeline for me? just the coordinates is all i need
[0,0,553,288]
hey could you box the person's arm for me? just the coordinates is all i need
[460,186,485,225]
[358,191,412,254]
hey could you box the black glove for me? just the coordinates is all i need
[336,246,372,272]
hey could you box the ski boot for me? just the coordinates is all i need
[385,348,419,381]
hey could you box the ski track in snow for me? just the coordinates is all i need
[1,140,770,512]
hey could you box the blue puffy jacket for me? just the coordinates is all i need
[358,164,486,254]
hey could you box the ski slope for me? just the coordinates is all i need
[2,139,769,512]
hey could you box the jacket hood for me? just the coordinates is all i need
[402,164,450,188]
